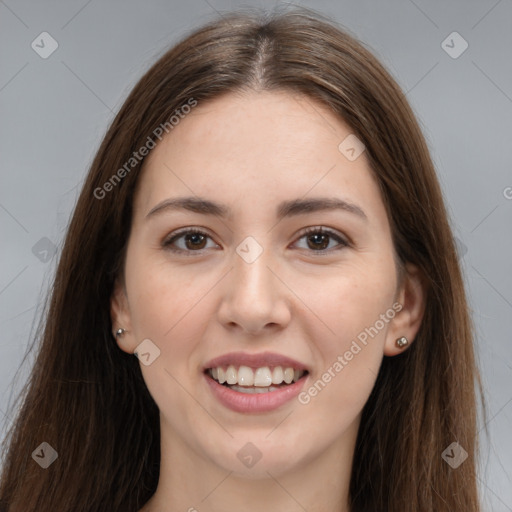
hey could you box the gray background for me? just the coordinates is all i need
[1,0,511,510]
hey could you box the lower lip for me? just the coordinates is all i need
[204,373,308,413]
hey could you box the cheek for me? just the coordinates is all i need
[125,254,211,368]
[125,258,214,426]
[299,261,396,403]
[307,262,397,352]
[126,251,204,333]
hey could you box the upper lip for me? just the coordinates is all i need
[203,351,309,371]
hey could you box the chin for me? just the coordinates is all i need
[202,431,315,479]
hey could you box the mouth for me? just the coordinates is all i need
[205,365,308,394]
[202,352,310,413]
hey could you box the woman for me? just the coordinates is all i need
[0,7,483,511]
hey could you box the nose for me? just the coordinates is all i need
[216,245,292,335]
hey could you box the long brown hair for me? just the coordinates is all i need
[0,6,483,511]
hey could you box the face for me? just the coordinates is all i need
[111,90,424,479]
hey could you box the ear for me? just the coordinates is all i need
[384,262,427,356]
[110,277,136,354]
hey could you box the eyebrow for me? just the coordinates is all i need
[145,196,367,221]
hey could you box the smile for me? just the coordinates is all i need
[203,352,310,412]
[207,365,307,393]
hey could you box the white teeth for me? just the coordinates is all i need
[229,385,280,394]
[209,365,306,387]
[254,367,272,387]
[226,365,237,385]
[271,366,284,385]
[237,365,254,386]
[283,367,294,384]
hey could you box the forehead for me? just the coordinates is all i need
[134,90,386,226]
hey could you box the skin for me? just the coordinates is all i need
[111,90,425,512]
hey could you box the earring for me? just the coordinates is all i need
[115,328,126,337]
[395,336,409,348]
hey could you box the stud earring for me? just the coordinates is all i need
[115,328,126,337]
[395,336,409,348]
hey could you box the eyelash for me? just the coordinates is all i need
[162,226,350,256]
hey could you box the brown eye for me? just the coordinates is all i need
[295,227,348,253]
[306,232,330,250]
[163,229,217,254]
[183,232,207,250]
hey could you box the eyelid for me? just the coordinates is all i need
[163,226,212,242]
